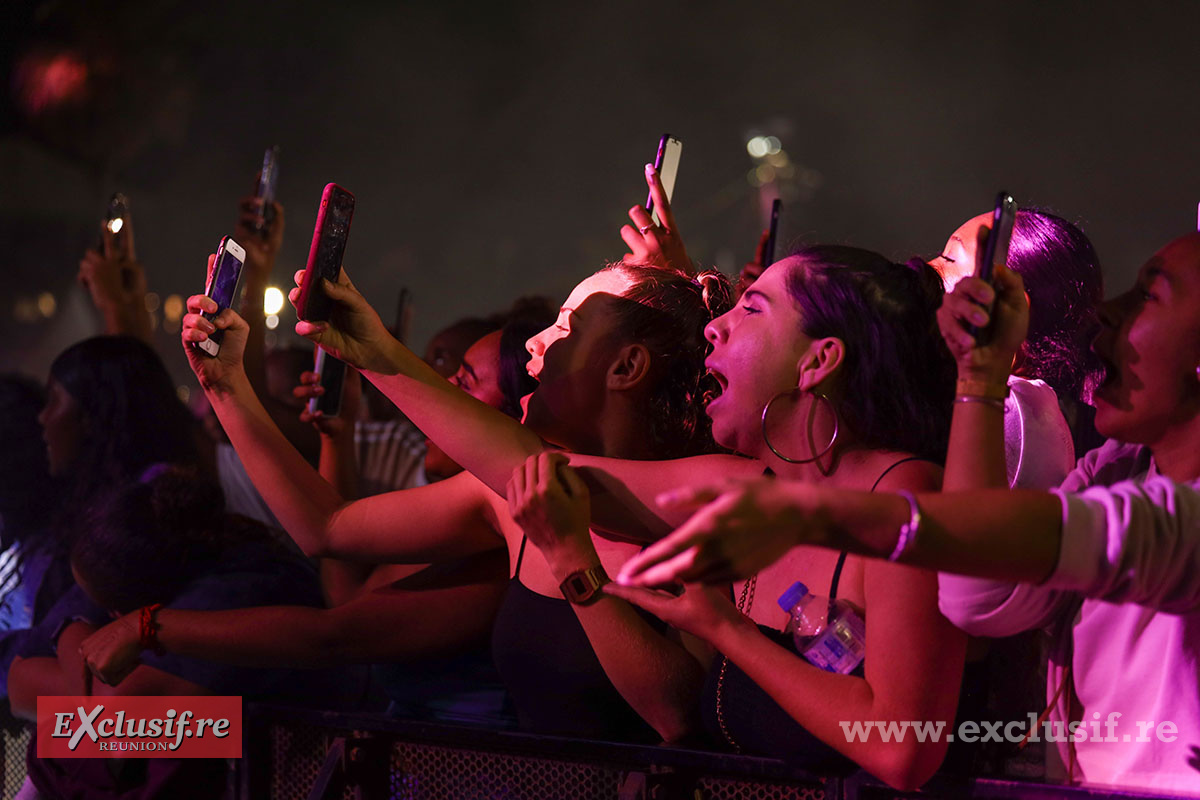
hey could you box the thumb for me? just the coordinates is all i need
[993,262,1026,302]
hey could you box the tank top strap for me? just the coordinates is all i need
[829,552,849,601]
[514,535,529,578]
[870,455,925,492]
[829,456,926,600]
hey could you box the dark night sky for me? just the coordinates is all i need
[2,0,1199,387]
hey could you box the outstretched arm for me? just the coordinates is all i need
[287,268,756,541]
[80,551,508,686]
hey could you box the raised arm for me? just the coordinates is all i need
[182,287,501,564]
[285,268,756,541]
[80,551,507,686]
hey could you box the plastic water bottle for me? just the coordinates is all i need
[778,581,866,674]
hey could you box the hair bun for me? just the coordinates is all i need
[904,257,946,318]
[696,270,734,319]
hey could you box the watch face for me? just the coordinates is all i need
[566,575,589,595]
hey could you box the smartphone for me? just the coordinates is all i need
[308,347,347,417]
[969,191,1018,344]
[254,146,280,233]
[102,192,136,290]
[194,237,247,357]
[764,198,782,267]
[394,287,412,345]
[295,183,356,322]
[645,134,682,226]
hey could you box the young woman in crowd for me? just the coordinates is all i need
[617,233,1200,794]
[931,208,1106,467]
[12,465,350,800]
[173,218,732,744]
[80,316,550,727]
[230,172,969,788]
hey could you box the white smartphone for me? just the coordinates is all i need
[646,134,682,226]
[195,236,247,357]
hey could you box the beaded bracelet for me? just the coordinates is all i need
[139,603,165,655]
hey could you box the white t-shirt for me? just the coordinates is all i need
[940,440,1200,794]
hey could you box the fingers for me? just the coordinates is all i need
[627,203,656,231]
[953,276,996,309]
[992,263,1027,305]
[557,458,587,499]
[620,224,649,259]
[655,484,724,511]
[186,294,219,315]
[295,320,329,339]
[753,229,771,265]
[644,164,677,230]
[206,253,217,285]
[942,290,990,329]
[602,582,677,616]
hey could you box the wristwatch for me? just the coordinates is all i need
[559,565,610,605]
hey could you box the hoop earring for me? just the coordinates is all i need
[760,389,839,464]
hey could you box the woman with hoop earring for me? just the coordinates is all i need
[263,205,969,784]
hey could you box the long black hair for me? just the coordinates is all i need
[48,336,201,540]
[786,246,956,463]
[1007,209,1105,405]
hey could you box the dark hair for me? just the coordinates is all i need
[70,465,274,613]
[786,246,955,462]
[599,264,735,458]
[497,297,557,420]
[0,375,54,539]
[1007,209,1105,404]
[49,336,201,534]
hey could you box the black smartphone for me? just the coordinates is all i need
[296,183,355,322]
[645,134,682,225]
[102,192,137,290]
[308,347,347,417]
[195,237,247,357]
[254,146,280,233]
[969,191,1018,344]
[764,198,782,267]
[394,287,412,344]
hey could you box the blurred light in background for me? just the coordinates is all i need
[265,314,280,330]
[37,293,56,318]
[144,292,160,312]
[163,294,184,322]
[263,287,284,316]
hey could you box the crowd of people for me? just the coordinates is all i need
[4,146,1199,799]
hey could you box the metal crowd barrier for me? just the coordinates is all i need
[238,705,1196,800]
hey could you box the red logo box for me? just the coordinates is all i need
[37,696,242,758]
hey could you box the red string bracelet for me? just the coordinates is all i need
[139,603,165,655]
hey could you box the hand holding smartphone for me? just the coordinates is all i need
[646,134,682,226]
[295,183,356,322]
[968,191,1017,345]
[194,237,247,357]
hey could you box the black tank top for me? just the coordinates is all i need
[698,458,920,767]
[490,537,666,742]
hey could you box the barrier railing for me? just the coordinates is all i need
[239,705,1195,800]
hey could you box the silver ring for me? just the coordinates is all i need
[638,224,654,235]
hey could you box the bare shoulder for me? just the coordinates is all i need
[870,454,943,493]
